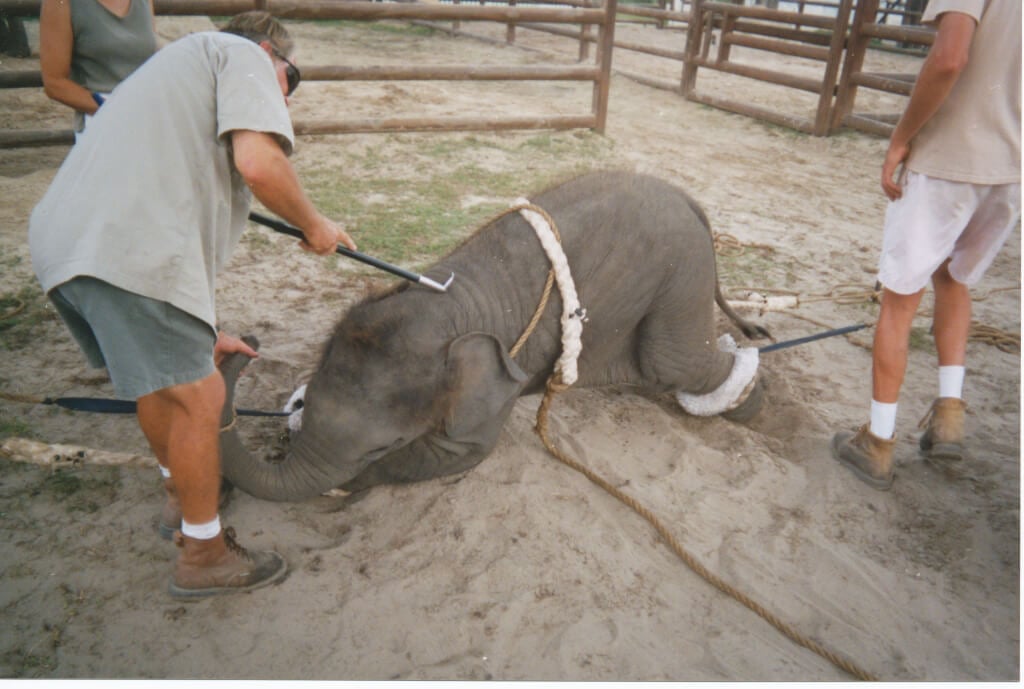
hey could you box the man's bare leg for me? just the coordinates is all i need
[137,370,224,528]
[872,286,926,404]
[931,259,971,368]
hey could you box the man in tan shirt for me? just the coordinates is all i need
[831,0,1020,489]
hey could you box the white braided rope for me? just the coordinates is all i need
[514,198,587,386]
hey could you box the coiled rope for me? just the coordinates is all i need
[510,204,877,681]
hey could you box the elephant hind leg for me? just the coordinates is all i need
[636,307,762,419]
[635,302,734,394]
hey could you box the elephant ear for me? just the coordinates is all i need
[444,332,528,440]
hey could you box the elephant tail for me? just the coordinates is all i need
[684,193,772,342]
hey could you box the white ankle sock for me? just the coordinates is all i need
[869,400,897,439]
[159,465,172,479]
[181,516,221,540]
[939,365,965,399]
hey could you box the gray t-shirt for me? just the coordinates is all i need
[30,32,294,330]
[70,0,157,93]
[69,0,157,132]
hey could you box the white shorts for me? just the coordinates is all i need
[878,171,1021,295]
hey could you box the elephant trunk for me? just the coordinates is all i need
[217,340,355,502]
[219,428,352,502]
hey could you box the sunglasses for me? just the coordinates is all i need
[273,49,301,97]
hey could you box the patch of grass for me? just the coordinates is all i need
[298,131,616,270]
[716,248,784,292]
[37,467,122,514]
[0,415,35,441]
[0,287,57,352]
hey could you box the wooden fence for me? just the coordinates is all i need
[682,0,855,135]
[425,0,929,137]
[0,0,618,148]
[831,0,932,135]
[0,0,934,145]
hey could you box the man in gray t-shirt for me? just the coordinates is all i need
[29,11,351,599]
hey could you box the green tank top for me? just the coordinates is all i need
[69,0,157,93]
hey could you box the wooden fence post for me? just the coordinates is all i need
[592,0,617,132]
[506,0,516,44]
[812,0,853,135]
[579,0,592,61]
[830,0,880,132]
[680,0,703,95]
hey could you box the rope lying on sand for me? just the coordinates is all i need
[513,204,878,681]
[715,233,1019,355]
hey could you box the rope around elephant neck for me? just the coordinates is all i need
[507,201,878,682]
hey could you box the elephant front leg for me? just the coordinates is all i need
[340,432,495,493]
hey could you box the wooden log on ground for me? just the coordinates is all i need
[687,90,815,134]
[850,70,916,95]
[840,112,895,137]
[1,437,157,469]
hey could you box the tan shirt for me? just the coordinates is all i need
[906,0,1021,184]
[30,32,294,329]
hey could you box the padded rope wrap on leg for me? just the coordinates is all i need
[676,334,759,416]
[514,198,586,386]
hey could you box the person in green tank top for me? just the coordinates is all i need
[39,0,158,137]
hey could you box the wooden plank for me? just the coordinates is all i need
[723,32,830,61]
[701,1,836,29]
[0,70,42,89]
[302,64,600,81]
[850,70,915,95]
[687,91,815,133]
[690,56,823,93]
[0,128,74,148]
[268,0,607,24]
[293,114,597,134]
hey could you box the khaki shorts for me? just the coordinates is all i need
[878,171,1021,295]
[49,276,216,400]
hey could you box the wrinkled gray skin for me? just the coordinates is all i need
[220,171,770,502]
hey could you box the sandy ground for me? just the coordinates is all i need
[0,14,1019,682]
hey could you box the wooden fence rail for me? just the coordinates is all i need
[679,0,854,135]
[0,0,934,142]
[0,0,617,148]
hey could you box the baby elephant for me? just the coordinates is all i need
[221,171,769,501]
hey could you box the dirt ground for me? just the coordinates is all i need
[0,14,1019,682]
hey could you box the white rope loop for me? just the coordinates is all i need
[514,198,587,386]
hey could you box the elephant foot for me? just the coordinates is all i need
[721,375,764,424]
[676,334,761,420]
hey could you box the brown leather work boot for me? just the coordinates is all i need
[830,424,895,491]
[918,397,966,461]
[169,527,288,599]
[159,476,234,540]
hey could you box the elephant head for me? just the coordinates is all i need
[219,297,528,501]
